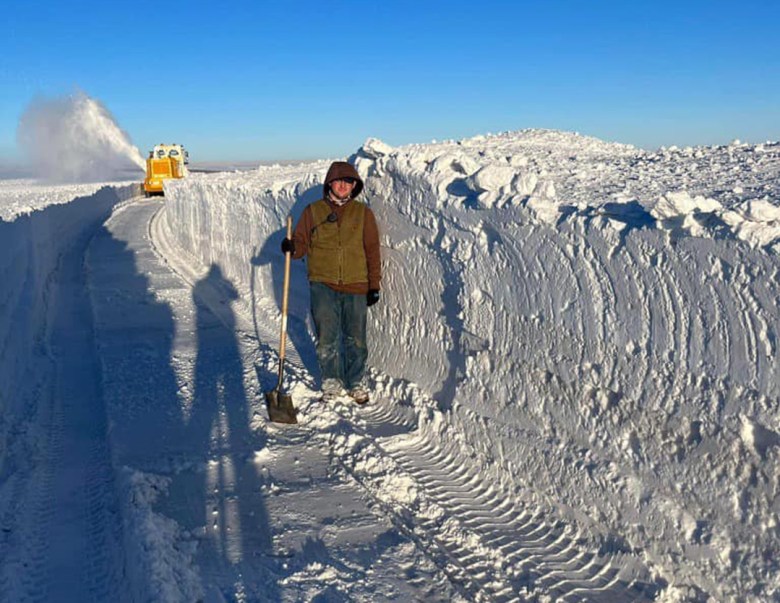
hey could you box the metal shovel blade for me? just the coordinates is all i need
[266,389,297,424]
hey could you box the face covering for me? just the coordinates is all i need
[328,189,350,205]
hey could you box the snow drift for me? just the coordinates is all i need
[163,130,780,601]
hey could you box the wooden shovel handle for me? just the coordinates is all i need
[277,217,293,388]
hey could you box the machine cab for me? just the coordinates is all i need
[153,143,189,175]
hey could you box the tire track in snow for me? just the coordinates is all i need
[0,375,55,601]
[324,389,661,602]
[361,217,661,600]
[0,229,128,602]
[46,230,128,601]
[0,380,58,602]
[414,218,652,599]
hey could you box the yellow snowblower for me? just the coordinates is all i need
[143,143,188,196]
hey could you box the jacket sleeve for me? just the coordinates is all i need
[291,206,314,259]
[363,208,381,290]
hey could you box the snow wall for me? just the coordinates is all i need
[163,131,780,600]
[0,184,139,474]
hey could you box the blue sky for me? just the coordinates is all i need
[1,0,778,162]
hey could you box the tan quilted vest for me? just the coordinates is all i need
[307,199,368,285]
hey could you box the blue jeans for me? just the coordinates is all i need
[309,281,368,389]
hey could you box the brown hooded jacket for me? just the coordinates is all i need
[290,161,381,294]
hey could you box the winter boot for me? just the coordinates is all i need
[348,379,369,405]
[321,378,344,402]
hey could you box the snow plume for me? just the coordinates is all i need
[16,91,146,182]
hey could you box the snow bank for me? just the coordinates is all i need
[0,182,138,473]
[163,130,780,600]
[119,468,203,602]
[649,191,780,250]
[0,179,138,221]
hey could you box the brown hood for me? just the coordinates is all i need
[323,161,364,199]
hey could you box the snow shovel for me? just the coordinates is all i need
[266,216,298,424]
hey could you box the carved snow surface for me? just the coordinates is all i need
[1,129,778,601]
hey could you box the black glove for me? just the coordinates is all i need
[367,289,380,307]
[281,237,295,255]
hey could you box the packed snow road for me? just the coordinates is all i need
[0,211,127,602]
[81,196,661,600]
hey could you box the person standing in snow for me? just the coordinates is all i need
[281,161,381,404]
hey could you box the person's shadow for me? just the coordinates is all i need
[190,264,278,594]
[250,184,322,389]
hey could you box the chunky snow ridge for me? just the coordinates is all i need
[164,129,780,601]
